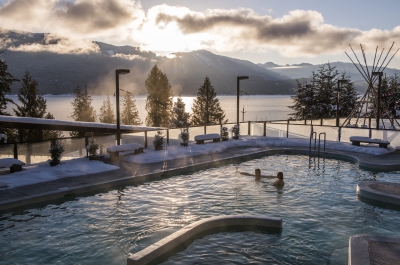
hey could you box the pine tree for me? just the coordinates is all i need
[171,96,190,128]
[70,84,96,137]
[0,53,18,116]
[191,76,227,126]
[145,65,173,127]
[13,71,53,141]
[121,93,142,125]
[99,95,116,124]
[289,63,357,120]
[70,84,96,122]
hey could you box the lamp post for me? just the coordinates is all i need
[115,69,130,145]
[302,105,305,124]
[336,80,347,127]
[372,72,383,130]
[237,76,249,130]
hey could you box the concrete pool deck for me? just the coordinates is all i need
[1,145,400,211]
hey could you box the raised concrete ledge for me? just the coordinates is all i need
[127,215,282,265]
[349,234,400,265]
[357,181,400,206]
[2,147,400,211]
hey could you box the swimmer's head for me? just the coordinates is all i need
[277,172,283,179]
[255,168,261,177]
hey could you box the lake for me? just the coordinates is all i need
[5,95,294,123]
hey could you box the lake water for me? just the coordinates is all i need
[5,95,294,123]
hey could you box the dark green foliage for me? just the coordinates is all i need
[171,96,190,128]
[145,65,173,127]
[121,93,142,125]
[0,53,18,116]
[191,76,227,126]
[289,63,358,120]
[70,84,96,137]
[13,71,56,141]
[99,95,115,124]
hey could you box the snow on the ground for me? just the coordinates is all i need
[0,158,118,189]
[123,136,395,164]
[0,136,394,190]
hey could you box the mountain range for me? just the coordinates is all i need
[1,29,398,95]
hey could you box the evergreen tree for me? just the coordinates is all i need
[70,84,96,122]
[289,63,357,120]
[0,53,19,141]
[171,96,190,128]
[121,93,142,125]
[0,53,18,116]
[99,95,116,124]
[145,65,173,127]
[70,84,96,137]
[191,76,227,126]
[13,71,54,141]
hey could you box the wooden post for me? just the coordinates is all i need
[144,131,148,148]
[13,143,18,159]
[204,125,206,134]
[248,121,251,135]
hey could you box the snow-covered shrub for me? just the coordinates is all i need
[221,126,229,140]
[49,141,65,161]
[86,138,99,156]
[153,131,164,149]
[179,128,189,145]
[232,125,240,140]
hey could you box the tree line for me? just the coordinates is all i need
[1,58,228,142]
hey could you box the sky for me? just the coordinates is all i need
[1,0,400,68]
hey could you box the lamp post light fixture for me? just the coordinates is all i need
[372,72,383,130]
[302,105,306,124]
[336,80,348,127]
[237,76,249,129]
[115,69,130,145]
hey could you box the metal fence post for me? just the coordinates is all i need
[167,129,170,145]
[144,131,148,148]
[338,127,341,142]
[287,119,289,138]
[263,122,266,136]
[204,125,206,134]
[13,143,18,159]
[248,121,251,135]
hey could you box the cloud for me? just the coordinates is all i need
[0,0,145,42]
[1,1,400,58]
[8,33,100,54]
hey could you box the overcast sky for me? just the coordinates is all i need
[1,0,400,68]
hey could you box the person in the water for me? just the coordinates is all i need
[240,169,284,186]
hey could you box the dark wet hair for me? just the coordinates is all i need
[277,172,283,179]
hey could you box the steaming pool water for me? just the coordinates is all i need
[1,154,400,265]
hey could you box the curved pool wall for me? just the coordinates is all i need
[1,147,398,212]
[127,215,282,265]
[2,154,400,264]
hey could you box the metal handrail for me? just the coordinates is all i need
[318,132,326,156]
[309,131,317,153]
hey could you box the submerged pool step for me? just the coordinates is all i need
[127,215,282,265]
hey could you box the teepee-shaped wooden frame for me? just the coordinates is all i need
[342,43,399,130]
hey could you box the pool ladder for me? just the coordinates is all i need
[309,132,326,157]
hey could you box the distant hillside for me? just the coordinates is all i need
[0,29,296,95]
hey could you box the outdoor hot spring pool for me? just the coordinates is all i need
[1,154,400,265]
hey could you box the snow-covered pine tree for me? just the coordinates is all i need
[191,76,227,126]
[99,95,116,124]
[171,96,190,128]
[0,53,18,116]
[70,84,96,137]
[121,93,142,125]
[145,65,173,127]
[13,71,55,141]
[338,72,358,119]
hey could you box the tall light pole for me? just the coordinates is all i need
[336,80,347,127]
[116,69,130,145]
[237,76,249,129]
[372,72,383,130]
